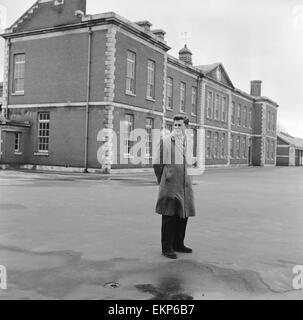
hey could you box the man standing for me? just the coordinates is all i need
[154,115,196,259]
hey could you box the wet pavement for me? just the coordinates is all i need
[0,167,303,300]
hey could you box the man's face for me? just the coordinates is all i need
[173,120,186,136]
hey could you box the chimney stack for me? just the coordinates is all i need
[135,20,152,32]
[250,80,262,97]
[179,44,192,65]
[152,29,166,41]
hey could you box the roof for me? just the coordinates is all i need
[179,44,192,55]
[278,132,303,149]
[196,63,221,74]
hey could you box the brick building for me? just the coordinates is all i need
[0,0,279,172]
[276,132,303,166]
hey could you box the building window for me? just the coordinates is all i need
[267,111,271,131]
[221,97,227,122]
[180,82,186,112]
[15,133,21,152]
[13,53,25,93]
[145,118,153,157]
[207,91,213,119]
[237,104,241,126]
[166,77,173,109]
[231,102,235,125]
[243,106,248,127]
[206,131,212,158]
[221,133,226,158]
[236,136,241,158]
[266,139,270,160]
[126,51,136,94]
[124,114,134,156]
[272,113,276,132]
[215,94,220,120]
[242,136,247,158]
[230,134,234,158]
[38,112,50,153]
[147,60,155,99]
[191,87,197,115]
[249,108,253,129]
[214,132,219,159]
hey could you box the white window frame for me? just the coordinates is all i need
[231,102,235,125]
[180,82,186,113]
[237,104,241,126]
[206,131,212,159]
[207,91,213,119]
[123,114,134,158]
[145,118,153,158]
[166,77,173,110]
[191,86,197,116]
[147,60,155,100]
[14,133,21,153]
[221,96,227,122]
[243,106,248,128]
[126,51,136,95]
[13,53,25,94]
[221,133,226,158]
[214,94,220,120]
[38,112,50,153]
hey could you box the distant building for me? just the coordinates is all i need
[276,132,303,166]
[0,0,279,172]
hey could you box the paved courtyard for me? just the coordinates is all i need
[0,167,303,300]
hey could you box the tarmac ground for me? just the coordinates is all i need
[0,166,303,300]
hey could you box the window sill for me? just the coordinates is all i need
[179,110,186,114]
[14,152,23,156]
[34,152,49,157]
[146,97,156,103]
[12,92,24,96]
[191,113,197,117]
[166,107,173,112]
[125,91,136,97]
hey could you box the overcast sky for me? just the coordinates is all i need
[0,0,302,137]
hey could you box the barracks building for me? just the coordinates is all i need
[0,0,279,172]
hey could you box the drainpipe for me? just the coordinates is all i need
[5,39,11,121]
[84,28,93,173]
[196,74,203,168]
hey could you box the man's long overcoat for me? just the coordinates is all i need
[154,133,196,218]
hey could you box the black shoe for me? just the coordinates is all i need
[174,245,193,253]
[162,250,178,259]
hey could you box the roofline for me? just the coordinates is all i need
[2,12,171,52]
[167,55,203,77]
[0,120,31,128]
[254,96,279,108]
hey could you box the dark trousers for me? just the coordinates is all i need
[161,215,188,252]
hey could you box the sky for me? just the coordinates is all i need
[0,0,302,137]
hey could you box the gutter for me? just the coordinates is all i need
[84,27,93,173]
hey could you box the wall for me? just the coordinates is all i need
[114,31,164,113]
